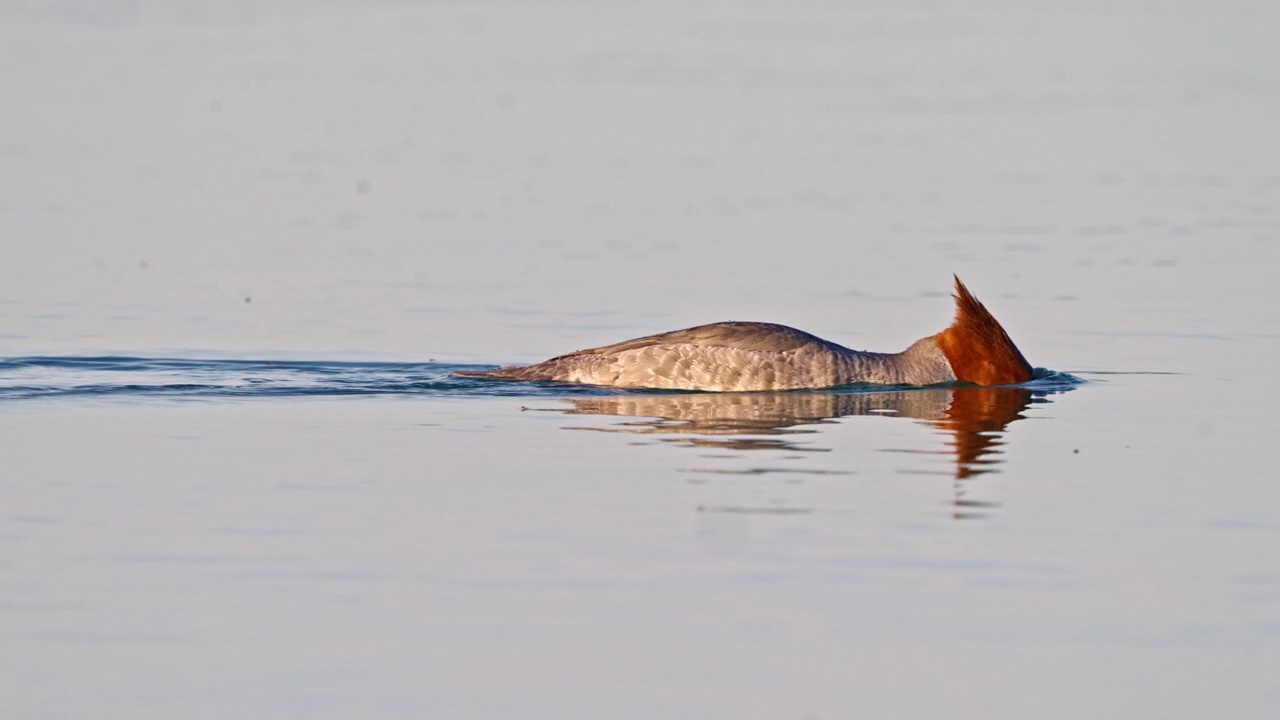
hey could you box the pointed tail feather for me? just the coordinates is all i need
[932,276,1033,386]
[451,367,528,381]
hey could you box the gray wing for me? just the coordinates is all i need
[558,322,846,359]
[453,322,859,390]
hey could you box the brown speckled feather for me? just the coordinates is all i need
[453,278,1032,391]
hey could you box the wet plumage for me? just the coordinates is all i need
[453,277,1032,391]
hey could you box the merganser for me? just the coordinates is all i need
[453,276,1033,391]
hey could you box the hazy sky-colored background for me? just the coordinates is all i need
[3,0,1277,368]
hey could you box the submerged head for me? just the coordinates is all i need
[933,276,1033,386]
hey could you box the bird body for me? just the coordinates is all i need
[454,277,1032,391]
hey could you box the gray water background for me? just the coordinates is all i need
[2,2,1279,718]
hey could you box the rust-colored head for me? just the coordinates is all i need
[933,276,1033,386]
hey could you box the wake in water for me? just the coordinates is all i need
[0,356,1084,402]
[0,356,619,401]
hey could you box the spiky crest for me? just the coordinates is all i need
[933,276,1033,386]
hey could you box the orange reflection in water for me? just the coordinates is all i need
[922,387,1038,481]
[554,384,1071,517]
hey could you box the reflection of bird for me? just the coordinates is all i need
[558,386,1045,468]
[557,384,1076,518]
[455,277,1032,391]
[561,391,954,451]
[923,387,1038,481]
[564,391,952,434]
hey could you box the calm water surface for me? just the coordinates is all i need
[3,1,1280,718]
[4,358,1277,718]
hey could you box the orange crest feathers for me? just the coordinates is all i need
[933,276,1033,386]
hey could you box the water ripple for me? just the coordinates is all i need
[0,356,1083,402]
[0,356,615,401]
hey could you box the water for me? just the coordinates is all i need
[4,1,1280,718]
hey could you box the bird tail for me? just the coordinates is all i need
[451,366,530,381]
